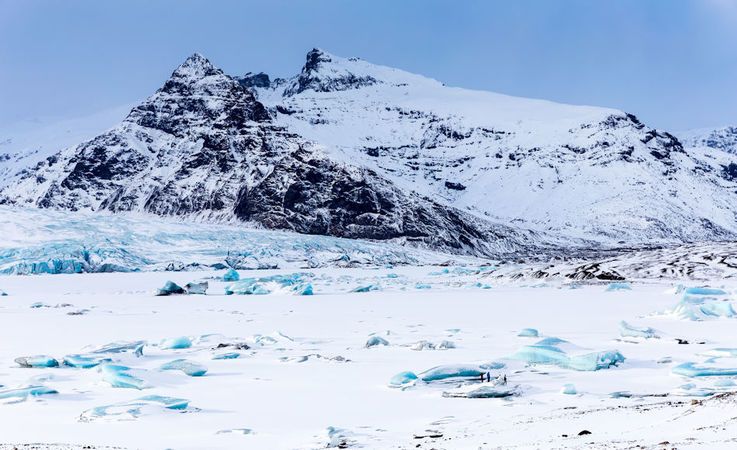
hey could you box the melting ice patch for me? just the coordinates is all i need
[511,337,625,371]
[79,395,189,422]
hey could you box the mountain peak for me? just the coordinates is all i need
[283,48,379,96]
[303,48,335,73]
[170,52,220,80]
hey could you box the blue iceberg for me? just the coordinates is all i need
[63,354,112,369]
[160,359,207,377]
[351,284,380,293]
[512,337,625,371]
[365,335,389,348]
[98,364,146,389]
[15,355,59,368]
[223,268,240,282]
[389,371,418,387]
[418,364,492,382]
[160,336,192,350]
[561,384,577,395]
[685,287,727,296]
[668,288,736,321]
[156,280,186,296]
[518,328,539,338]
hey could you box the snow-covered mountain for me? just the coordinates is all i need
[679,126,737,155]
[249,49,737,244]
[3,48,737,255]
[0,54,544,258]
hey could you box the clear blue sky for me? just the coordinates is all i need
[1,0,736,131]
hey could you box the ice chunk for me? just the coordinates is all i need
[63,354,112,369]
[685,287,727,296]
[0,289,7,296]
[90,340,146,354]
[667,293,736,321]
[714,379,736,387]
[415,283,432,290]
[389,371,418,388]
[160,336,192,350]
[672,362,737,377]
[225,273,313,296]
[212,352,241,360]
[442,384,518,398]
[98,364,146,389]
[561,384,577,395]
[223,268,240,282]
[351,285,380,293]
[619,321,659,339]
[512,337,625,371]
[0,385,58,402]
[184,281,208,295]
[410,340,435,351]
[606,282,631,291]
[160,359,207,377]
[155,280,186,296]
[419,364,488,382]
[518,328,539,338]
[15,355,59,368]
[438,340,456,349]
[79,395,189,422]
[365,336,389,348]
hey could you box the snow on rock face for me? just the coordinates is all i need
[252,49,737,244]
[680,126,737,155]
[0,54,549,259]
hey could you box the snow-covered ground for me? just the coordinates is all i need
[1,267,737,449]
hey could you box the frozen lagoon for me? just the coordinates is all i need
[0,269,736,449]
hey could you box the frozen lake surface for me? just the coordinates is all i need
[1,269,736,449]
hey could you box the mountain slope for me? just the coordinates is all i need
[0,54,547,258]
[250,49,737,244]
